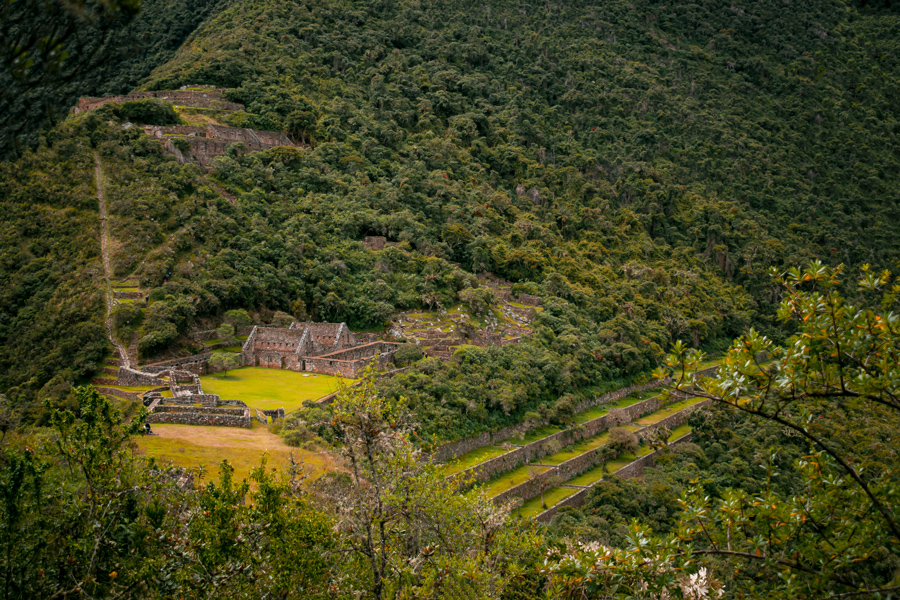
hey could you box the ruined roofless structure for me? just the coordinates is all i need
[240,322,401,378]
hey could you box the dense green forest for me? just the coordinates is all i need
[1,0,231,153]
[1,0,898,437]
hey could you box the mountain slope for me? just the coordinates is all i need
[0,0,897,436]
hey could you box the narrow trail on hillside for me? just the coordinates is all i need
[94,151,130,368]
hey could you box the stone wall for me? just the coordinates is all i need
[95,386,141,401]
[148,410,252,428]
[143,353,211,375]
[533,432,696,523]
[493,467,563,506]
[153,405,247,416]
[304,352,394,378]
[117,366,165,386]
[74,89,244,113]
[166,137,230,167]
[451,391,682,486]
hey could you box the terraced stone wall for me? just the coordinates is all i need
[152,405,246,416]
[534,433,697,523]
[493,468,563,506]
[95,387,141,401]
[143,354,211,375]
[147,410,252,428]
[450,393,668,485]
[117,366,164,386]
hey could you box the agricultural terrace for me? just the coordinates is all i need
[133,421,339,485]
[199,367,353,411]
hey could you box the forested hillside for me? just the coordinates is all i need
[1,0,898,437]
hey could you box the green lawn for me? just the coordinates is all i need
[199,367,352,411]
[573,405,608,424]
[635,397,706,425]
[514,487,579,519]
[668,424,692,442]
[440,445,511,477]
[212,346,244,353]
[482,464,549,498]
[517,425,562,444]
[542,433,610,465]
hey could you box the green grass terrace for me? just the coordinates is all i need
[440,445,512,477]
[199,367,353,412]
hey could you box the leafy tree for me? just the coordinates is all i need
[116,98,180,125]
[392,342,423,366]
[215,322,237,346]
[208,352,239,376]
[329,367,534,598]
[223,308,252,328]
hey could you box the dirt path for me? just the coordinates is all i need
[94,151,130,368]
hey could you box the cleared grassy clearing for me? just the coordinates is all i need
[440,445,511,477]
[200,367,352,411]
[482,464,549,497]
[133,421,338,486]
[515,487,578,519]
[635,397,706,425]
[212,346,243,353]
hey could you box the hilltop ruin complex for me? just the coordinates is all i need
[74,85,298,166]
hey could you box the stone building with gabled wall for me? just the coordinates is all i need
[241,321,400,377]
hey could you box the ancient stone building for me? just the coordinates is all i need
[241,322,400,376]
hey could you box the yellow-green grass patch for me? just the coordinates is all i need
[97,384,164,393]
[514,487,578,519]
[133,421,338,486]
[573,404,608,424]
[542,432,610,465]
[668,424,692,441]
[199,367,352,411]
[634,397,706,425]
[482,464,549,498]
[517,425,562,444]
[440,445,511,477]
[213,346,244,353]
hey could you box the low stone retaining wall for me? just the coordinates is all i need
[493,466,562,506]
[152,405,247,416]
[452,391,676,486]
[432,366,718,465]
[118,366,165,386]
[95,386,141,401]
[91,378,119,386]
[113,291,143,299]
[147,409,252,428]
[533,432,697,523]
[143,353,212,375]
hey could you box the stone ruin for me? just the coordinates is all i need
[142,369,283,428]
[93,360,283,429]
[74,86,244,113]
[147,123,296,166]
[74,87,301,166]
[241,322,401,378]
[390,273,540,359]
[363,236,399,251]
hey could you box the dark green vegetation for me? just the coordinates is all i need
[1,0,231,153]
[543,264,900,598]
[2,0,898,440]
[2,264,899,599]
